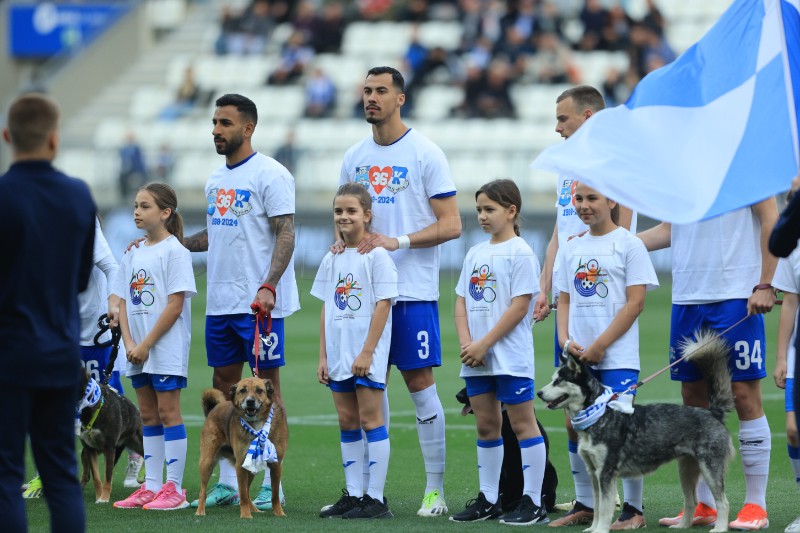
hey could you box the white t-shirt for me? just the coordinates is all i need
[552,175,637,296]
[671,207,761,304]
[79,218,118,345]
[456,237,541,379]
[113,235,196,378]
[205,152,300,317]
[772,247,800,379]
[558,227,658,370]
[340,128,456,301]
[311,248,398,383]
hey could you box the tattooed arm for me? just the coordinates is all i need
[252,214,295,313]
[183,229,209,252]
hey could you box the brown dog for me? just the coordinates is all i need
[196,377,288,519]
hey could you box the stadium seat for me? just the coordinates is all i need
[413,86,463,120]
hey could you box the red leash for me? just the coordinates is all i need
[251,283,277,377]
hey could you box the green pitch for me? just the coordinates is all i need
[25,276,799,531]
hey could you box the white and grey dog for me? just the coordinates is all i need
[537,331,735,533]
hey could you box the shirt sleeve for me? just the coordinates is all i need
[166,242,197,298]
[624,236,660,291]
[310,253,333,301]
[112,253,130,300]
[264,166,296,217]
[510,248,539,299]
[773,257,799,294]
[422,143,457,198]
[455,255,469,298]
[371,250,398,304]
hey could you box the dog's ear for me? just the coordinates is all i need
[263,378,274,399]
[229,384,238,402]
[565,352,582,372]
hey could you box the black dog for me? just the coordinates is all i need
[456,387,559,512]
[77,370,144,503]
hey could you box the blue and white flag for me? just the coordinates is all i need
[532,0,800,224]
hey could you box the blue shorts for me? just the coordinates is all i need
[206,313,285,370]
[587,368,639,395]
[328,376,386,393]
[670,300,767,382]
[130,373,187,391]
[787,378,795,413]
[390,301,441,370]
[464,375,535,405]
[81,345,124,394]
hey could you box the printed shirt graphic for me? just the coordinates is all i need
[671,207,761,304]
[78,217,116,345]
[205,152,300,317]
[113,235,196,377]
[552,175,637,297]
[558,227,658,370]
[311,248,398,383]
[340,129,456,301]
[772,248,800,379]
[456,237,541,379]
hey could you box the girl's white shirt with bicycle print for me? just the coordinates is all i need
[456,236,540,379]
[311,247,398,383]
[113,235,196,378]
[558,227,658,371]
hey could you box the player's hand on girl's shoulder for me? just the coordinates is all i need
[125,237,146,253]
[567,230,588,241]
[330,239,345,254]
[357,232,397,254]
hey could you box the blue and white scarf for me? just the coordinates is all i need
[570,387,634,431]
[240,406,278,473]
[76,377,102,414]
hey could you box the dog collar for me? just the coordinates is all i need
[77,378,102,414]
[240,406,277,474]
[82,396,104,431]
[570,387,635,431]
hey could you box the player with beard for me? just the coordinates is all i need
[335,66,462,518]
[184,93,300,511]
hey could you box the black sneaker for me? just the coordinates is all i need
[341,495,393,519]
[319,489,360,518]
[499,495,550,526]
[449,492,503,522]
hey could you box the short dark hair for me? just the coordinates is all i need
[215,93,258,124]
[556,85,605,112]
[6,93,60,153]
[366,66,405,93]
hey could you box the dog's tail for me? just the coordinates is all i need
[679,329,734,421]
[201,388,226,418]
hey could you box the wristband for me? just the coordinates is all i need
[258,283,277,299]
[752,283,773,293]
[396,235,411,250]
[562,339,571,355]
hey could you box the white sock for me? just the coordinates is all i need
[520,436,546,507]
[622,476,643,512]
[163,424,187,491]
[366,426,390,502]
[142,425,164,492]
[218,458,238,489]
[410,384,446,494]
[569,440,593,509]
[696,477,716,508]
[789,445,800,490]
[340,429,364,497]
[363,392,391,491]
[477,438,503,505]
[739,416,771,509]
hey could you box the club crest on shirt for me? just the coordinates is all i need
[386,166,409,194]
[558,178,577,207]
[230,189,253,216]
[354,166,370,189]
[206,187,253,217]
[573,257,609,298]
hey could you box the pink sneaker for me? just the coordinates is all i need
[143,481,189,511]
[113,486,157,508]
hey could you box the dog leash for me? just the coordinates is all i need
[94,314,122,386]
[250,302,272,378]
[609,311,759,402]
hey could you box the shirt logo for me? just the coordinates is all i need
[468,264,497,302]
[573,257,609,298]
[129,268,155,306]
[558,178,577,207]
[207,187,253,217]
[358,165,410,195]
[386,166,409,194]
[334,272,362,311]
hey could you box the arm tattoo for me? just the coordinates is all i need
[266,214,295,286]
[183,229,209,252]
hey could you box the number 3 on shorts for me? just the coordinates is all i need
[734,339,762,370]
[418,330,429,359]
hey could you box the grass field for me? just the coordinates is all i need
[25,275,799,532]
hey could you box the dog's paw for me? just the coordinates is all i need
[273,507,286,518]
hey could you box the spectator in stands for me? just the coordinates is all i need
[601,4,632,52]
[578,0,607,51]
[500,0,538,43]
[152,143,175,183]
[267,30,315,85]
[453,59,516,119]
[494,26,534,80]
[159,65,201,121]
[530,31,578,85]
[356,0,394,21]
[304,67,337,118]
[292,1,317,40]
[311,1,346,54]
[214,5,241,55]
[629,22,675,78]
[118,132,147,203]
[398,0,430,22]
[228,0,274,55]
[601,67,636,108]
[273,130,299,175]
[536,1,564,37]
[642,0,666,36]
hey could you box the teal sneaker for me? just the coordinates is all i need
[253,484,285,511]
[190,482,239,508]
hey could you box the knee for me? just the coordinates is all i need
[337,411,360,431]
[404,369,435,393]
